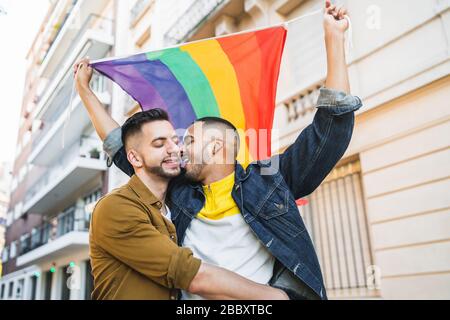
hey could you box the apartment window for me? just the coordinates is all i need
[0,283,5,299]
[14,202,23,220]
[84,189,102,210]
[23,131,31,147]
[1,246,8,263]
[18,166,27,183]
[57,207,75,236]
[130,0,153,26]
[16,279,24,299]
[8,282,13,299]
[60,265,70,300]
[301,160,375,296]
[43,270,53,300]
[84,260,93,300]
[11,177,17,191]
[30,276,37,300]
[84,189,102,229]
[15,143,22,159]
[9,241,16,258]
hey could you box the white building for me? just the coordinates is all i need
[1,0,114,300]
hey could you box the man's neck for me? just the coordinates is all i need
[202,164,235,186]
[135,170,169,202]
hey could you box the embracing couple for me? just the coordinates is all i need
[73,1,362,300]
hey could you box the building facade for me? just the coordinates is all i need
[1,0,449,300]
[0,0,114,300]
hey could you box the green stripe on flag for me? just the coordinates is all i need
[146,48,220,118]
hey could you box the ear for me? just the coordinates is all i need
[127,149,143,168]
[212,139,224,156]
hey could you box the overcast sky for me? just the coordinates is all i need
[0,0,50,166]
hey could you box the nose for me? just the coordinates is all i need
[166,139,181,155]
[180,143,186,155]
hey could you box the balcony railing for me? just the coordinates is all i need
[41,0,80,64]
[282,84,322,123]
[19,206,90,256]
[130,0,153,26]
[165,0,227,44]
[24,137,105,206]
[31,73,107,150]
[37,13,113,108]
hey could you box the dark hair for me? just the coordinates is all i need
[121,108,169,148]
[195,117,238,132]
[195,116,240,156]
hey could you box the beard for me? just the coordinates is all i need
[146,157,181,179]
[184,163,205,182]
[147,165,180,179]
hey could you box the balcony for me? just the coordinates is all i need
[164,0,245,44]
[16,208,90,267]
[130,0,154,27]
[273,82,323,152]
[40,0,80,66]
[34,13,114,123]
[29,73,110,167]
[39,0,112,78]
[23,137,106,216]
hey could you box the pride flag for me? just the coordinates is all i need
[91,26,287,164]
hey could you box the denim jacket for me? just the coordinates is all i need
[103,87,363,299]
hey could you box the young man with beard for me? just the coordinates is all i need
[75,1,362,299]
[85,108,289,299]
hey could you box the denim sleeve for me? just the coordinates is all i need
[277,87,363,199]
[103,127,135,177]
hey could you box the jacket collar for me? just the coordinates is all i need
[128,174,161,206]
[234,161,252,183]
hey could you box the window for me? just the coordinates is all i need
[16,279,24,299]
[84,260,93,300]
[60,265,70,300]
[57,208,75,236]
[0,283,5,299]
[10,177,17,192]
[1,246,8,263]
[83,189,102,230]
[18,166,27,183]
[30,276,37,300]
[44,270,53,300]
[301,160,376,297]
[15,142,22,159]
[8,282,13,299]
[23,131,31,147]
[9,241,16,259]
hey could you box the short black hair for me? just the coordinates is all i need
[195,116,240,156]
[121,108,169,149]
[195,117,237,132]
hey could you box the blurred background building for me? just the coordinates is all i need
[0,0,449,300]
[0,162,11,279]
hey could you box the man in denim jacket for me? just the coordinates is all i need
[74,1,362,299]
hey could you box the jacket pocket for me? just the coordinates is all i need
[258,188,305,238]
[258,188,289,220]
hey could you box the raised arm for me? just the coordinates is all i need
[74,58,120,141]
[277,1,362,199]
[323,0,350,93]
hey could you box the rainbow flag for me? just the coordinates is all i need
[91,26,287,164]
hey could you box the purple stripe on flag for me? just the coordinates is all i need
[93,62,167,110]
[129,57,197,129]
[94,54,197,130]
